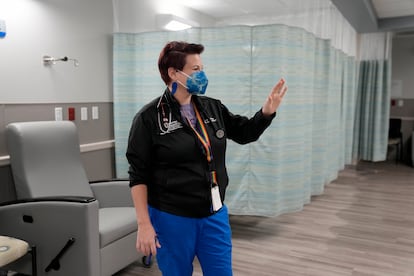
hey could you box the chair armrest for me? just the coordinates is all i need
[89,180,133,208]
[0,199,100,276]
[0,196,96,207]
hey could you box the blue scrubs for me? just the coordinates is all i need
[149,205,232,276]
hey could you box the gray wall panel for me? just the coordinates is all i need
[81,148,116,182]
[0,103,113,154]
[0,166,16,203]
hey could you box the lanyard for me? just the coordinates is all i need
[186,104,218,186]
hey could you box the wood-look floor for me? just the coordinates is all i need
[114,161,414,276]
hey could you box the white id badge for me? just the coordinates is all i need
[211,185,223,212]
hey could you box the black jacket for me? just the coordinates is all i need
[126,88,275,217]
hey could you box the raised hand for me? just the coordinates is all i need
[262,78,288,116]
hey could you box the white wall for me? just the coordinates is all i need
[0,0,215,104]
[0,0,113,103]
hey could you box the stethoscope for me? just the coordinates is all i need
[156,92,174,135]
[156,84,225,139]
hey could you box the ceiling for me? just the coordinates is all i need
[173,0,324,18]
[173,0,414,33]
[332,0,414,33]
[372,0,414,18]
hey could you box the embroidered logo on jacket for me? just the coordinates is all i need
[204,117,217,124]
[158,113,183,135]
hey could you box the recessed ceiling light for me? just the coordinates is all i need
[157,14,198,31]
[165,20,192,31]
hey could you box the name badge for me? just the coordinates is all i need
[211,185,223,212]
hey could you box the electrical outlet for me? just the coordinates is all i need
[81,107,88,120]
[92,106,99,120]
[55,107,63,121]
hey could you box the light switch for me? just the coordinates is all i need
[55,107,63,121]
[92,106,99,120]
[81,107,88,120]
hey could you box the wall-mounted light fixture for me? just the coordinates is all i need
[43,55,79,67]
[156,14,199,31]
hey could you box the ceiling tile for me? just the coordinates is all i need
[372,0,414,18]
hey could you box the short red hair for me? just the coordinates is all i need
[158,41,204,85]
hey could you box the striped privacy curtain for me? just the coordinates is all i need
[352,33,392,162]
[113,24,359,216]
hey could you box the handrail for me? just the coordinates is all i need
[0,139,114,167]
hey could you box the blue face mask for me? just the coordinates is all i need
[177,71,208,95]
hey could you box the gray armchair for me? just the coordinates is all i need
[0,121,139,275]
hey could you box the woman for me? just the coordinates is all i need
[126,41,287,276]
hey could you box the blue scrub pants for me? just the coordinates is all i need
[149,205,232,276]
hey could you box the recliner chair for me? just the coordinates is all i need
[388,118,403,163]
[0,121,139,275]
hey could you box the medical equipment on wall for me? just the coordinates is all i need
[43,55,79,67]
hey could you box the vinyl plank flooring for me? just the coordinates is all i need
[114,161,414,276]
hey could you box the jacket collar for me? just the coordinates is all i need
[162,87,203,111]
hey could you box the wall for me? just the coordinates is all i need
[0,0,113,103]
[390,35,414,163]
[392,35,414,100]
[0,0,115,202]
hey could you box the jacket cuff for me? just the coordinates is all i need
[259,109,276,120]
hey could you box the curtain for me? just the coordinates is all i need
[225,25,358,216]
[353,33,392,162]
[113,23,359,216]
